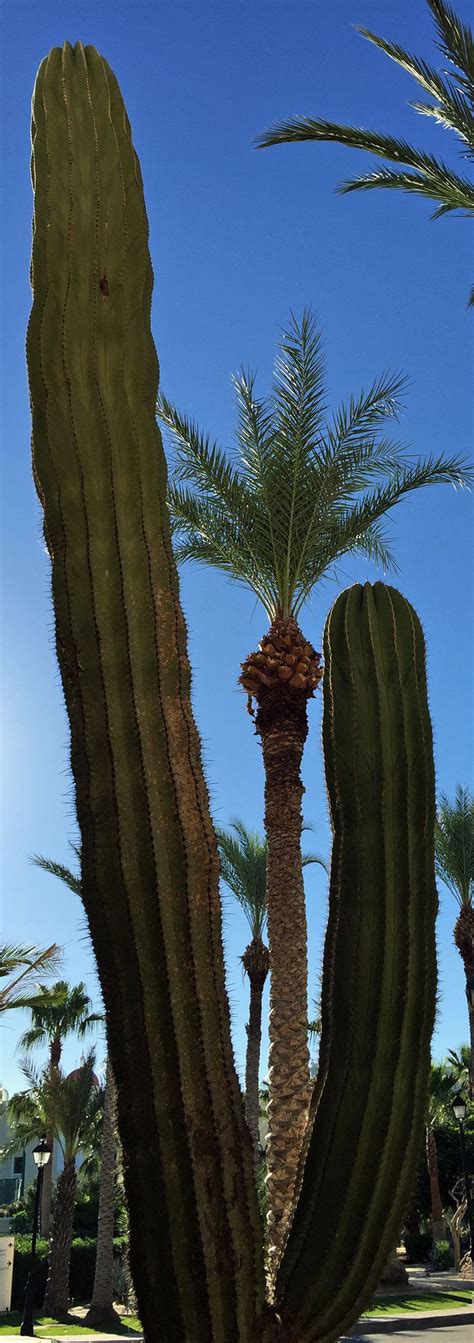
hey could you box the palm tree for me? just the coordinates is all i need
[256,0,474,306]
[435,787,474,1095]
[32,847,119,1327]
[217,819,325,1168]
[17,966,100,1239]
[84,1057,120,1331]
[4,1054,100,1319]
[158,308,472,1260]
[0,943,60,1012]
[426,1062,454,1239]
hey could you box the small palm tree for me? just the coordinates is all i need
[426,1062,454,1239]
[28,852,101,1235]
[17,963,100,1239]
[4,1054,100,1319]
[159,308,472,1260]
[217,819,324,1167]
[0,943,61,1012]
[256,0,474,305]
[435,787,474,1095]
[33,847,119,1328]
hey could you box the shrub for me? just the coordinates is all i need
[432,1239,454,1270]
[402,1229,433,1263]
[10,1234,129,1310]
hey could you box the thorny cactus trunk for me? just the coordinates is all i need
[28,42,265,1342]
[28,37,437,1343]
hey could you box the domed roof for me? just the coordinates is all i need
[67,1066,100,1088]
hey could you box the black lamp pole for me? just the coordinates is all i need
[20,1139,51,1338]
[453,1100,473,1261]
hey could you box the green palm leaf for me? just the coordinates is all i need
[435,785,474,906]
[255,0,474,299]
[160,310,473,623]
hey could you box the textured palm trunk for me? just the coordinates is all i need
[425,1124,445,1240]
[257,687,311,1267]
[240,616,323,1274]
[454,909,474,1099]
[41,1035,62,1237]
[242,942,270,1170]
[85,1058,120,1330]
[379,1247,409,1286]
[43,1157,77,1318]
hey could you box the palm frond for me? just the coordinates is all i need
[435,785,474,906]
[428,0,474,84]
[31,853,82,897]
[356,26,474,145]
[0,944,62,1012]
[339,162,474,214]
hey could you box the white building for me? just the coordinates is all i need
[0,1091,62,1204]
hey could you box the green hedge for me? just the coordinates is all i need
[10,1235,128,1310]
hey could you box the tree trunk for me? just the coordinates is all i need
[425,1124,445,1240]
[255,669,312,1270]
[454,908,474,1099]
[243,957,267,1170]
[43,1158,77,1318]
[379,1247,409,1286]
[84,1059,121,1330]
[464,964,474,1101]
[41,1035,62,1237]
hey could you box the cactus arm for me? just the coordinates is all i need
[28,42,264,1341]
[275,583,437,1342]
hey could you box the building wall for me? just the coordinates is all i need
[0,1105,63,1204]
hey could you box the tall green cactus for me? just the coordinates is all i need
[28,43,437,1343]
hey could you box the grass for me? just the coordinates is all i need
[0,1314,142,1336]
[363,1288,472,1317]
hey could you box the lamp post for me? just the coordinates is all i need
[20,1138,52,1338]
[452,1096,473,1264]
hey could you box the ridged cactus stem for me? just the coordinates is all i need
[28,43,265,1342]
[275,584,437,1342]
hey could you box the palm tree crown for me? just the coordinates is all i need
[256,0,474,303]
[18,979,101,1058]
[435,785,474,907]
[217,819,325,941]
[160,309,472,625]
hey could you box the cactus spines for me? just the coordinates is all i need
[28,42,264,1341]
[275,583,437,1341]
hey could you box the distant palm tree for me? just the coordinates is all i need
[435,787,474,1095]
[217,819,324,1167]
[17,960,100,1239]
[32,847,119,1328]
[159,307,472,1261]
[0,943,60,1012]
[426,1062,454,1239]
[5,1053,100,1319]
[256,0,474,306]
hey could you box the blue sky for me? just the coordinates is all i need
[1,0,472,1097]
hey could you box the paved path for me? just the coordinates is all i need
[344,1327,473,1342]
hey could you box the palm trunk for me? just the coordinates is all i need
[379,1247,409,1286]
[257,683,311,1266]
[425,1124,445,1240]
[454,909,474,1100]
[43,1157,77,1318]
[41,1035,62,1237]
[242,944,270,1171]
[84,1059,121,1330]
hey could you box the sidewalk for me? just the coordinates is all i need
[345,1265,473,1335]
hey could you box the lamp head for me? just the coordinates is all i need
[33,1137,52,1168]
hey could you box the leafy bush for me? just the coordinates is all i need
[432,1239,454,1270]
[402,1229,432,1263]
[10,1234,129,1309]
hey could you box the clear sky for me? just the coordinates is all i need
[0,0,472,1097]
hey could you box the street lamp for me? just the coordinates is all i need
[452,1096,473,1266]
[20,1138,52,1338]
